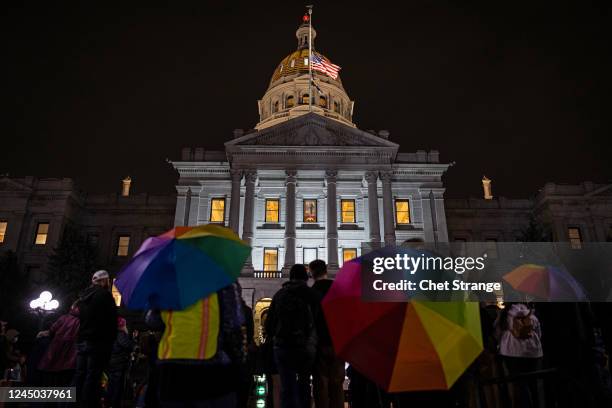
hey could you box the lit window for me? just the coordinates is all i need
[117,236,130,256]
[568,227,582,249]
[485,239,498,259]
[0,221,7,243]
[343,248,357,264]
[303,199,317,223]
[395,200,411,224]
[286,95,295,108]
[334,101,340,113]
[290,59,295,68]
[210,198,226,223]
[263,248,278,271]
[265,199,280,223]
[319,95,327,108]
[304,57,308,65]
[341,199,356,223]
[301,94,309,105]
[111,279,122,307]
[35,223,49,245]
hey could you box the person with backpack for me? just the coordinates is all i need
[72,269,118,407]
[309,259,344,408]
[495,302,543,408]
[265,264,319,408]
[145,282,246,407]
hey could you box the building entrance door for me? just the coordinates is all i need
[303,248,318,265]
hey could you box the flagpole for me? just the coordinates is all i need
[307,5,313,112]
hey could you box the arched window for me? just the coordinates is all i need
[301,94,309,105]
[333,101,340,113]
[272,100,279,113]
[319,95,327,108]
[286,95,295,108]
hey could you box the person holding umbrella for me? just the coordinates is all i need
[114,224,252,407]
[145,282,246,407]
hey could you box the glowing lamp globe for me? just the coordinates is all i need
[40,291,52,302]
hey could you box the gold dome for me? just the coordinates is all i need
[270,49,342,85]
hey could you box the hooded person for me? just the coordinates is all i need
[72,270,118,407]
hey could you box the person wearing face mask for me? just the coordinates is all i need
[71,270,118,407]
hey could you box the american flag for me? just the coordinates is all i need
[311,53,341,80]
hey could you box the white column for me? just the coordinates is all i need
[283,170,297,269]
[420,189,436,243]
[229,169,242,234]
[433,190,449,242]
[187,187,200,226]
[242,170,257,270]
[381,171,396,246]
[326,170,339,269]
[365,171,381,247]
[174,187,189,227]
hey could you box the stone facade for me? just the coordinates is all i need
[446,182,612,244]
[172,113,450,277]
[0,176,175,281]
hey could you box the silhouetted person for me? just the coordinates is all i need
[266,264,319,408]
[72,270,117,407]
[309,259,344,408]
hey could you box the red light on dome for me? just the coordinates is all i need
[303,14,310,22]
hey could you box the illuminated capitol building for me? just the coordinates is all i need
[171,20,450,298]
[1,19,611,307]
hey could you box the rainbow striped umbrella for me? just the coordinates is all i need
[115,224,251,310]
[502,263,587,301]
[322,255,483,392]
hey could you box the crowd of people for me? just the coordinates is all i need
[2,261,612,408]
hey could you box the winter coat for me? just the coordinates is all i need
[77,285,117,348]
[109,331,134,371]
[38,312,80,371]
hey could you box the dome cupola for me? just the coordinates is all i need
[256,16,355,130]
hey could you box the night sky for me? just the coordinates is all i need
[3,2,611,198]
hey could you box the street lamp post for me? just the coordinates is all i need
[29,291,59,330]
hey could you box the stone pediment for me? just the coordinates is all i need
[226,113,398,149]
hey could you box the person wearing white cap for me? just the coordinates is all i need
[91,270,110,288]
[71,270,117,406]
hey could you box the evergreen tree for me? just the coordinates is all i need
[0,250,27,320]
[519,213,552,242]
[47,225,99,302]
